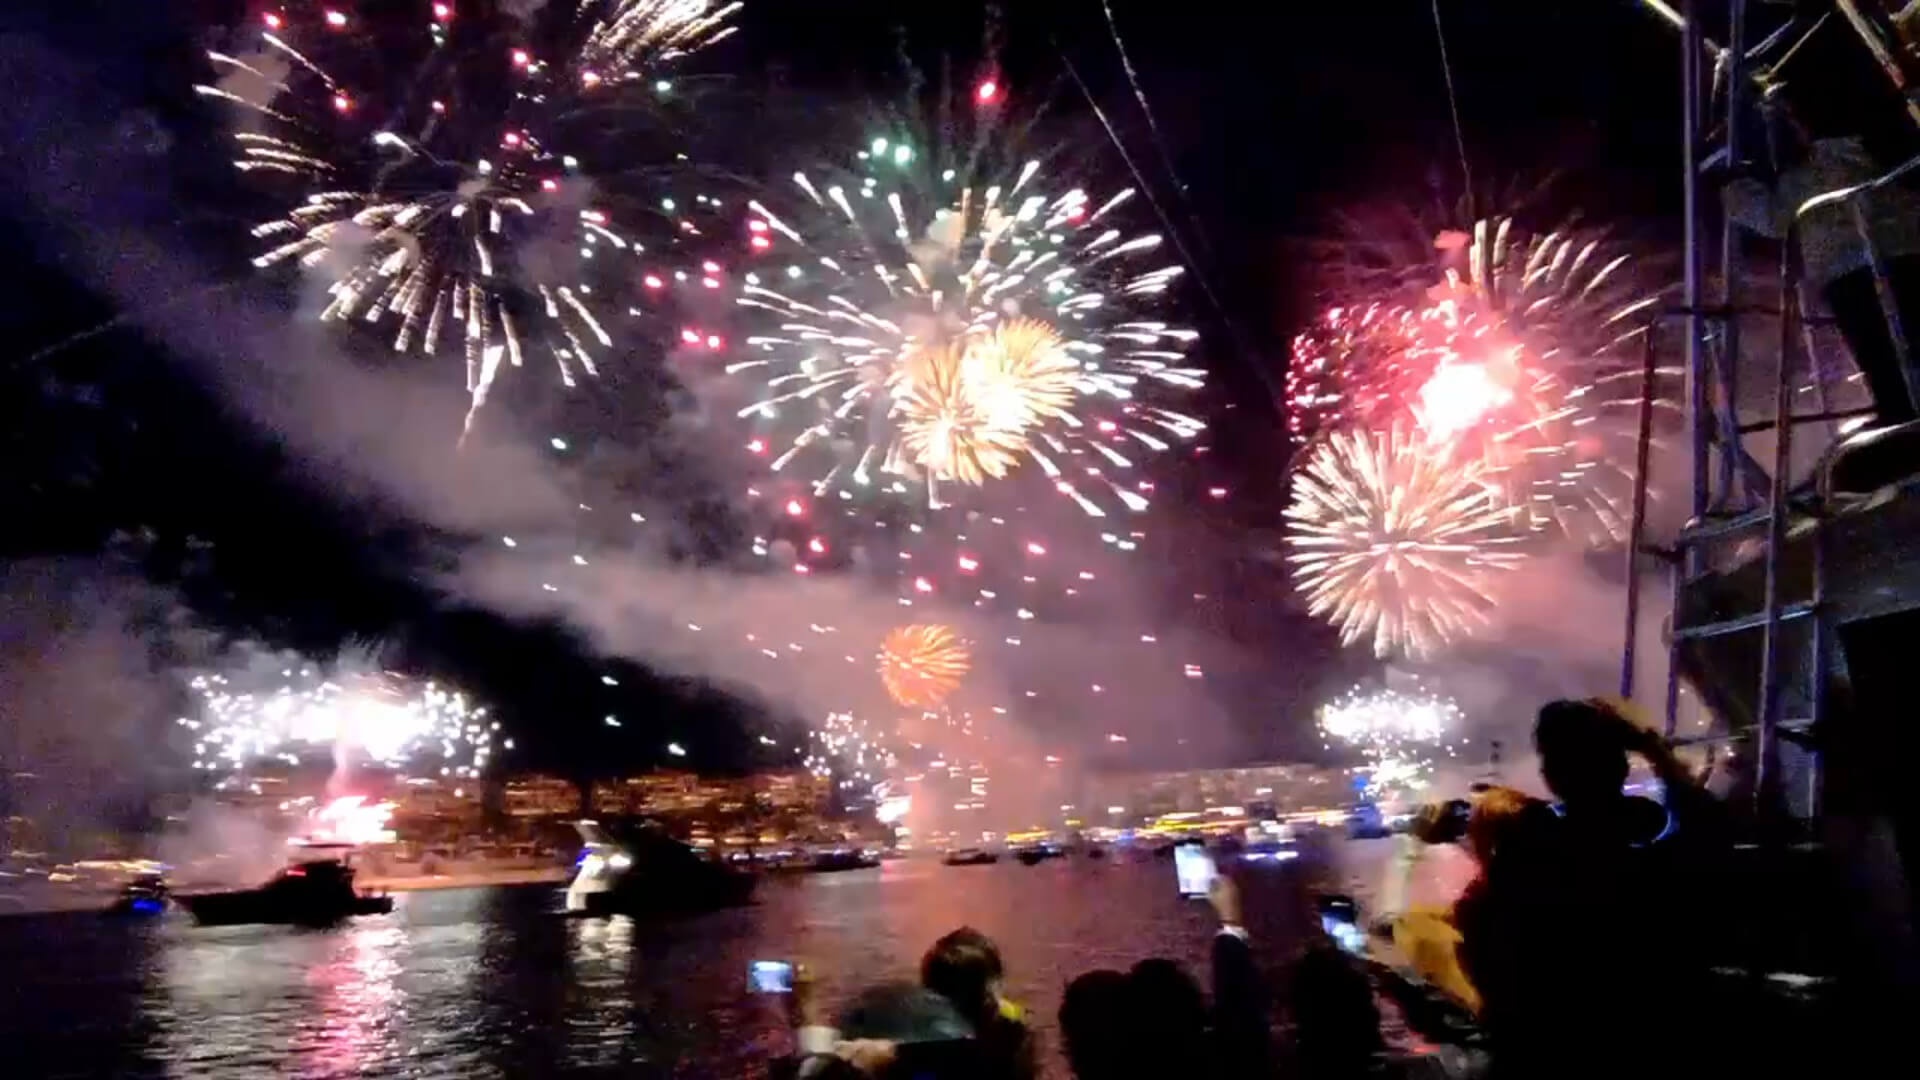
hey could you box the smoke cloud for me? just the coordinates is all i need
[0,559,212,851]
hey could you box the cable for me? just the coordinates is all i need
[1096,0,1224,294]
[1054,42,1281,407]
[1098,0,1191,197]
[1429,0,1474,215]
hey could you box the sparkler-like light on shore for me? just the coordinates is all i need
[303,795,398,846]
[197,1,739,435]
[1319,683,1463,800]
[1285,427,1525,659]
[878,624,971,709]
[177,651,495,780]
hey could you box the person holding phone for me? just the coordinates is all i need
[1203,875,1271,1080]
[920,928,1038,1080]
[1457,698,1716,1079]
[1173,841,1217,899]
[774,966,977,1080]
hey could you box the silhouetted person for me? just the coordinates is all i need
[921,928,1037,1080]
[1123,957,1209,1077]
[1290,942,1385,1078]
[1058,970,1132,1080]
[1462,699,1712,1079]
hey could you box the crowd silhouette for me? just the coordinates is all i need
[768,697,1812,1079]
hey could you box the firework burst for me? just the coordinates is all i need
[724,138,1205,516]
[804,710,899,792]
[878,623,972,709]
[1285,427,1525,659]
[1318,682,1463,800]
[1285,302,1444,446]
[196,1,739,435]
[1291,216,1670,545]
[176,649,497,781]
[893,340,1029,485]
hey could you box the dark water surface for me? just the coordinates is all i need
[1,857,1320,1079]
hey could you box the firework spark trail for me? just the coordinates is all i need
[175,652,497,782]
[1285,427,1525,660]
[1292,216,1674,546]
[877,623,972,709]
[724,141,1206,517]
[1318,683,1464,800]
[196,2,738,436]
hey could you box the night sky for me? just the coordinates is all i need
[0,2,1806,797]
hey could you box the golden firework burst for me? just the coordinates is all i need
[892,342,1028,485]
[1284,427,1526,659]
[877,624,971,709]
[964,318,1080,432]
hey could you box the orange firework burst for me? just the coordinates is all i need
[877,624,971,709]
[1285,427,1526,659]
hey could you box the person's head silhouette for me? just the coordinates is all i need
[1535,699,1632,809]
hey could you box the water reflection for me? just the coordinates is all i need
[12,860,1289,1079]
[565,913,636,1071]
[300,920,404,1076]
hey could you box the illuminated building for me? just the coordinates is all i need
[502,774,581,819]
[1083,763,1346,825]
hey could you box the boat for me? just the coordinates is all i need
[564,821,755,917]
[102,873,170,917]
[177,849,392,927]
[1014,844,1065,866]
[942,848,999,866]
[804,848,882,872]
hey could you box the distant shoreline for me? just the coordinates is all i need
[0,866,570,916]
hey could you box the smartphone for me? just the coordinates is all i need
[1318,895,1367,956]
[748,959,794,994]
[1173,842,1216,898]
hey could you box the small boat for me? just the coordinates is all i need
[565,822,755,917]
[177,850,392,927]
[1014,844,1065,866]
[103,873,170,917]
[804,848,882,872]
[943,848,999,866]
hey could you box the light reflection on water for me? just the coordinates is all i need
[304,921,405,1075]
[565,914,636,1072]
[2,857,1316,1078]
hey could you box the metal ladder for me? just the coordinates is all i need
[1621,0,1920,816]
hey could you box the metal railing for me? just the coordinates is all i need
[1624,0,1920,817]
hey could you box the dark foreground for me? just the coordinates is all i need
[0,854,1324,1079]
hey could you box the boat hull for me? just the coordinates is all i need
[576,870,755,917]
[178,890,391,927]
